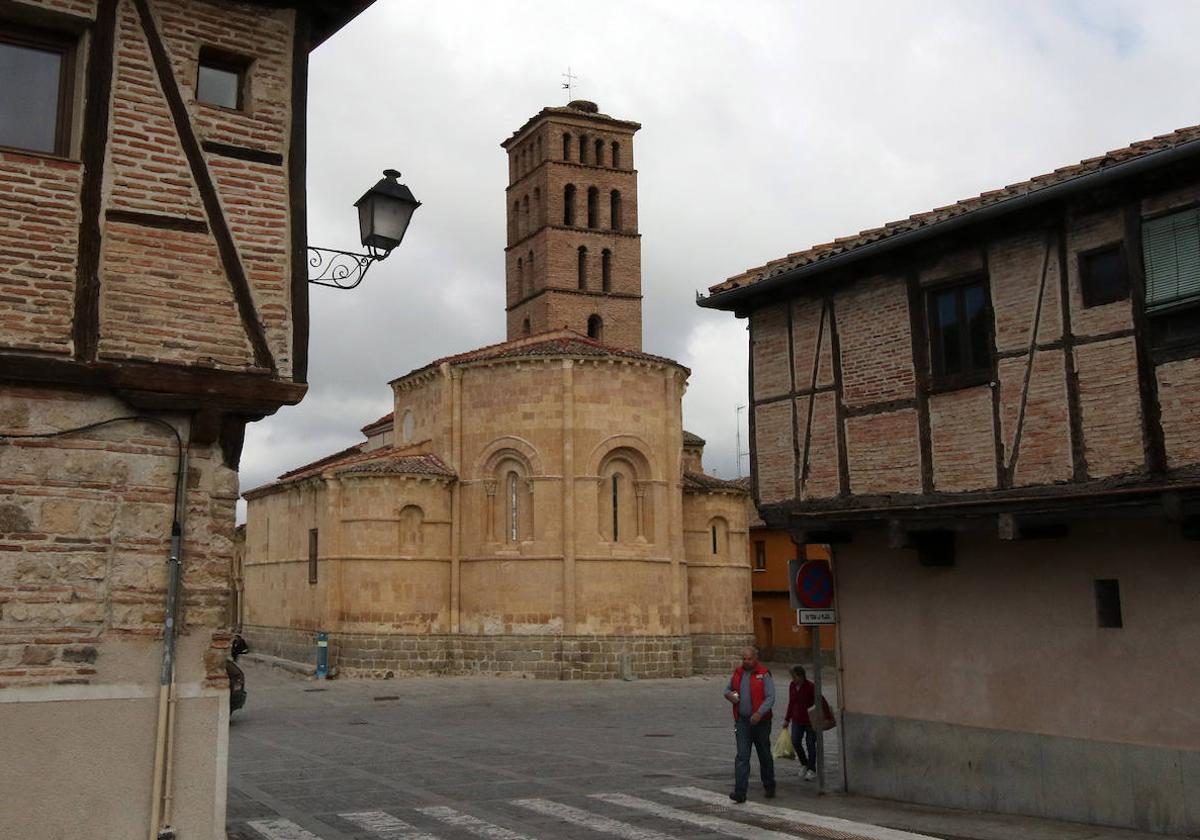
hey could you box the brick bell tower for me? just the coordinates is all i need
[501,100,643,350]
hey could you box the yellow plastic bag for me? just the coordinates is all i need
[772,726,796,760]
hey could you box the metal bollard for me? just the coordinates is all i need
[315,631,329,679]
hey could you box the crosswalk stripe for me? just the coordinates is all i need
[591,793,799,840]
[662,786,941,840]
[417,805,539,840]
[340,810,441,839]
[512,798,676,840]
[246,818,325,840]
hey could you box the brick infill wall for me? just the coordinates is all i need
[243,625,750,680]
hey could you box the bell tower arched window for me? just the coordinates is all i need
[577,246,588,290]
[579,134,588,164]
[563,184,576,226]
[587,187,598,228]
[527,250,535,287]
[533,187,540,224]
[587,314,603,341]
[522,317,531,335]
[522,194,529,232]
[517,257,524,297]
[563,132,572,160]
[601,249,612,292]
[610,190,622,230]
[611,141,621,169]
[594,138,604,166]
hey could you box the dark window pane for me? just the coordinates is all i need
[1094,579,1122,628]
[935,290,961,374]
[0,40,63,153]
[197,63,240,109]
[964,284,990,371]
[1080,247,1129,307]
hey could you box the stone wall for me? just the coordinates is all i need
[243,624,747,679]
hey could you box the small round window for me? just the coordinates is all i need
[401,409,415,442]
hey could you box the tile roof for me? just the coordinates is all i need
[706,123,1200,300]
[361,412,393,435]
[502,102,641,148]
[391,328,686,384]
[244,445,456,498]
[682,431,706,447]
[681,471,749,494]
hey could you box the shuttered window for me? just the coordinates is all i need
[1142,208,1200,311]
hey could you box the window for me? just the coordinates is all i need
[196,48,248,110]
[0,24,75,156]
[754,540,767,570]
[927,279,992,386]
[517,257,524,296]
[522,317,531,335]
[577,246,588,289]
[522,194,529,230]
[611,141,621,169]
[527,250,535,288]
[611,473,621,541]
[594,137,604,166]
[587,187,598,228]
[533,187,540,223]
[1079,244,1129,307]
[563,184,576,225]
[587,314,603,341]
[610,190,622,230]
[535,136,542,163]
[507,472,520,542]
[1094,579,1122,628]
[579,134,587,164]
[307,528,318,584]
[601,249,612,292]
[711,525,718,554]
[562,132,572,160]
[1142,208,1200,347]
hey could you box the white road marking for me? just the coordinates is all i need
[512,798,677,840]
[592,793,798,840]
[247,818,326,840]
[417,805,538,839]
[340,810,441,839]
[662,786,942,840]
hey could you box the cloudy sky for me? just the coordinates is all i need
[239,0,1200,516]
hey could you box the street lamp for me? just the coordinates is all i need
[308,169,421,289]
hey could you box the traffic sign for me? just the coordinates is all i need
[796,559,834,609]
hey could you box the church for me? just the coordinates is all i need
[240,101,751,678]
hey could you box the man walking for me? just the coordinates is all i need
[723,646,776,803]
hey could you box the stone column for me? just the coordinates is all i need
[449,367,463,635]
[561,360,576,634]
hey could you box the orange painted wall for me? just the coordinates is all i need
[749,527,836,656]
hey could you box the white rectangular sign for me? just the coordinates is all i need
[798,609,836,625]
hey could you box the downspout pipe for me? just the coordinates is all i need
[149,433,189,840]
[699,137,1200,311]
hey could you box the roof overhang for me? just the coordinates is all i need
[700,135,1200,313]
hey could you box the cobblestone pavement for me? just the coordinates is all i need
[226,661,1164,840]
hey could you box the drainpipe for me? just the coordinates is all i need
[149,437,189,840]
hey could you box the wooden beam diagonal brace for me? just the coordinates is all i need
[131,0,276,372]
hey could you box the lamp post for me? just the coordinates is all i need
[307,169,421,289]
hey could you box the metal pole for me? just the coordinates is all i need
[812,624,824,794]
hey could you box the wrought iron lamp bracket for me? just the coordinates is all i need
[306,245,391,290]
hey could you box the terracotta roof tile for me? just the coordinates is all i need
[361,412,393,435]
[391,328,686,384]
[683,431,706,447]
[681,471,749,493]
[708,123,1200,297]
[244,445,456,498]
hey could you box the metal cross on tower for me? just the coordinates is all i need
[561,66,579,101]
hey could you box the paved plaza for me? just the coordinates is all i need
[225,661,1172,840]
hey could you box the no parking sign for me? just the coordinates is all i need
[788,558,837,625]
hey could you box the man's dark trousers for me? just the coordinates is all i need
[733,716,775,796]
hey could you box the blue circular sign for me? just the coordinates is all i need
[796,560,834,609]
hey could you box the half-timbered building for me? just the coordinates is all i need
[0,1,370,836]
[701,126,1200,833]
